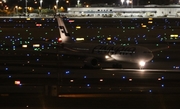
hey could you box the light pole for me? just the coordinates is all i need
[54,5,57,15]
[25,0,27,16]
[130,0,133,16]
[39,0,43,15]
[15,6,18,15]
[131,0,133,8]
[121,0,124,6]
[56,0,59,14]
[66,0,70,7]
[126,0,130,6]
[77,0,80,7]
[40,0,43,8]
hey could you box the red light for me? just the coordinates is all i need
[58,38,62,42]
[69,20,74,23]
[36,24,42,27]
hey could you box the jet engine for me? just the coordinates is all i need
[84,57,100,68]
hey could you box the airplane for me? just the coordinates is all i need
[55,17,154,68]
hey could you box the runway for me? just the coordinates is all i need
[0,17,180,109]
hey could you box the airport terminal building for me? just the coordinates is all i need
[66,5,180,17]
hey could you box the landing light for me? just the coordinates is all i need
[139,61,145,67]
[105,55,110,59]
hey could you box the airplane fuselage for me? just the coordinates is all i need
[63,43,154,64]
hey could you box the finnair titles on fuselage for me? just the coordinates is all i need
[56,17,154,68]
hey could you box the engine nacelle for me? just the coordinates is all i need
[84,57,100,68]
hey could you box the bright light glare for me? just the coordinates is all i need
[139,61,145,67]
[105,55,110,59]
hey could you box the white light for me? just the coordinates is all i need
[126,0,130,5]
[100,79,103,82]
[121,0,125,4]
[22,44,27,48]
[105,55,110,59]
[139,61,145,67]
[158,78,161,81]
[129,78,132,81]
[33,44,40,47]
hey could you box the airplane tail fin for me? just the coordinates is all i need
[56,17,72,43]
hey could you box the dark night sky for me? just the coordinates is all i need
[5,0,180,8]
